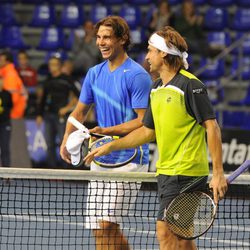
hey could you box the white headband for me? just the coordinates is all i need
[148,33,189,70]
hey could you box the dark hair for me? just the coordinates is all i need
[182,0,195,16]
[158,0,170,9]
[95,16,131,51]
[0,50,14,63]
[18,50,28,57]
[49,56,63,65]
[156,26,188,71]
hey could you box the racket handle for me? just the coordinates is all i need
[68,116,119,138]
[227,160,250,184]
[68,116,89,133]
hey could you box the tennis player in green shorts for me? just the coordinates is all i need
[84,26,228,250]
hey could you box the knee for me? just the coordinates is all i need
[157,228,172,243]
[99,221,120,231]
[93,221,120,237]
[178,238,196,250]
[156,221,174,242]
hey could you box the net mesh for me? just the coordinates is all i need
[0,168,249,250]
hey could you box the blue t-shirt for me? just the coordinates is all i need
[79,57,152,164]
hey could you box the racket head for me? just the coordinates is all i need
[163,191,217,240]
[90,136,137,168]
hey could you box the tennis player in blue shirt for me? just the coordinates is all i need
[60,16,152,250]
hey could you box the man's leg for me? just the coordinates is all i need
[44,115,57,167]
[93,220,130,250]
[92,179,133,250]
[178,238,197,250]
[87,163,147,250]
[156,220,197,250]
[56,117,69,168]
[156,175,207,250]
[86,180,129,250]
[157,220,178,250]
[0,123,11,167]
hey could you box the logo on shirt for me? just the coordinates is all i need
[193,88,204,94]
[123,69,131,73]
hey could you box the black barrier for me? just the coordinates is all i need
[220,129,250,172]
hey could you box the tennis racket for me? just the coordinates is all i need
[163,160,250,240]
[67,116,138,168]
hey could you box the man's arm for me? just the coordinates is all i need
[58,91,78,117]
[90,108,147,136]
[84,126,155,165]
[36,84,46,126]
[203,119,228,204]
[60,101,91,163]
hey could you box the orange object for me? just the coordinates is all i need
[0,63,27,119]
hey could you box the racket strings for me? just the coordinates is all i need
[90,137,137,167]
[164,192,216,239]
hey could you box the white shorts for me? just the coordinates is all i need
[84,162,148,229]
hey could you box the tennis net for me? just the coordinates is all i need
[0,168,249,250]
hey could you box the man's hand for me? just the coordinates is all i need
[36,115,43,127]
[84,142,113,165]
[60,140,71,164]
[209,174,228,204]
[89,126,105,135]
[58,107,69,117]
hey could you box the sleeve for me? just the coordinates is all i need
[79,70,94,105]
[36,80,47,116]
[185,79,216,124]
[142,102,155,129]
[6,73,26,109]
[130,73,152,109]
[68,76,80,97]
